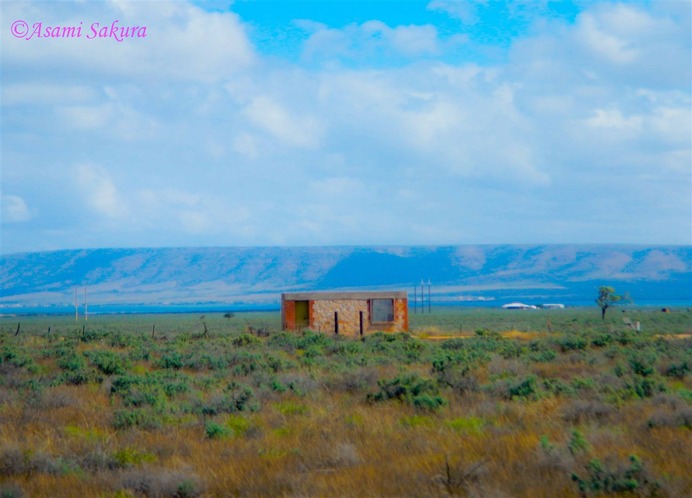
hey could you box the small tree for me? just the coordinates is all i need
[596,286,621,320]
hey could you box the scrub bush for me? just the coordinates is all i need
[571,456,660,496]
[367,373,446,411]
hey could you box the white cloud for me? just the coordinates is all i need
[2,1,255,82]
[427,0,487,24]
[243,96,322,148]
[1,195,33,223]
[55,101,161,141]
[586,108,643,131]
[300,19,440,62]
[1,0,690,253]
[578,10,638,64]
[74,164,129,220]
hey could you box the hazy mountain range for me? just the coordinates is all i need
[1,245,690,311]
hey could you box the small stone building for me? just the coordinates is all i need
[281,291,408,336]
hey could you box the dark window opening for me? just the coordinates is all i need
[371,298,394,323]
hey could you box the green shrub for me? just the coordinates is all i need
[56,369,93,386]
[204,421,231,439]
[556,335,588,352]
[664,361,688,379]
[571,455,660,496]
[506,375,539,400]
[568,429,591,455]
[412,394,447,411]
[440,338,468,350]
[1,347,32,368]
[112,409,162,430]
[57,353,86,372]
[110,373,186,409]
[367,374,446,411]
[628,376,667,399]
[627,353,655,377]
[590,333,613,348]
[85,350,127,376]
[542,378,576,397]
[267,332,300,352]
[232,334,261,347]
[157,352,184,370]
[529,349,557,363]
[79,329,106,343]
[198,382,257,415]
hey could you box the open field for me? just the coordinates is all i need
[0,308,690,497]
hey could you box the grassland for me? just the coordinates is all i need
[0,307,690,497]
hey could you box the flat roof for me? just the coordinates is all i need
[282,291,408,301]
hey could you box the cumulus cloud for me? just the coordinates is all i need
[1,0,690,253]
[74,164,129,220]
[243,96,322,148]
[299,19,440,63]
[1,0,255,82]
[1,195,33,223]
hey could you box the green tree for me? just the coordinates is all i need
[596,286,621,320]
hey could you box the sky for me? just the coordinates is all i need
[1,0,690,254]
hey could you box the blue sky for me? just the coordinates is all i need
[1,0,690,254]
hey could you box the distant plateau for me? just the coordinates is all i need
[1,245,690,313]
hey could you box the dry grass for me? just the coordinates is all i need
[1,311,690,497]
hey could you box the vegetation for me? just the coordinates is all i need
[596,286,624,320]
[0,308,690,497]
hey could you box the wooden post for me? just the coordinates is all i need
[334,312,339,335]
[359,311,364,337]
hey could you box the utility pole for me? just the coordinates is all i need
[428,279,431,314]
[420,280,425,314]
[74,287,79,321]
[84,286,88,321]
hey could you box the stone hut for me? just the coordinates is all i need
[281,291,408,336]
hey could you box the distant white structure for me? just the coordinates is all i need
[502,302,537,310]
[541,303,565,309]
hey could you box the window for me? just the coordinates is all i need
[371,298,394,323]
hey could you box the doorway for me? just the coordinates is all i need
[295,301,309,329]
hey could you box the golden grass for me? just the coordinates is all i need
[1,312,691,497]
[3,390,688,497]
[420,330,549,341]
